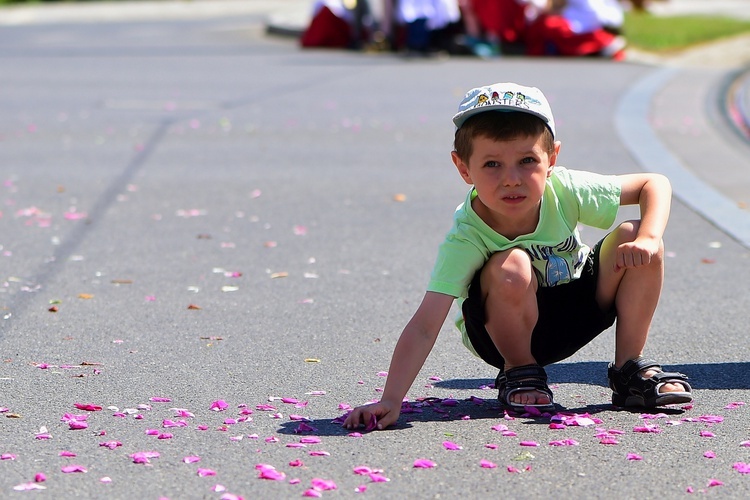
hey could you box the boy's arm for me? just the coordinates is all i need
[343,291,455,430]
[615,173,672,270]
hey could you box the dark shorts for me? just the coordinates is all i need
[462,239,617,370]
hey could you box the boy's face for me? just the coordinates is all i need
[451,133,560,238]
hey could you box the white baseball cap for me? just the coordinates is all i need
[452,82,555,137]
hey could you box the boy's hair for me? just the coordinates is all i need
[453,111,555,162]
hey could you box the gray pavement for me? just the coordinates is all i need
[1,1,750,499]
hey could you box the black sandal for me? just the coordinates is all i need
[608,358,692,408]
[495,364,556,414]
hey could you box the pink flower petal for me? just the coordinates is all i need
[363,413,379,432]
[633,424,661,434]
[149,397,172,403]
[308,450,330,457]
[257,466,285,481]
[34,473,46,483]
[733,462,750,474]
[13,483,46,491]
[413,459,436,468]
[197,468,216,477]
[74,403,102,412]
[707,479,723,487]
[99,441,122,450]
[353,466,372,475]
[627,453,643,461]
[520,441,539,447]
[59,450,77,457]
[184,456,201,463]
[700,431,715,438]
[704,451,716,459]
[311,478,337,491]
[302,490,322,498]
[210,400,229,412]
[443,441,462,450]
[480,459,497,469]
[289,459,304,467]
[1,454,17,460]
[369,472,389,482]
[61,465,87,473]
[130,451,159,464]
[549,439,579,446]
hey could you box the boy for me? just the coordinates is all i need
[344,82,691,431]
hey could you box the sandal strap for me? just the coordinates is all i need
[617,358,662,381]
[608,358,692,403]
[497,364,554,403]
[504,364,549,384]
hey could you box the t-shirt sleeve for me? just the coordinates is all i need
[559,168,622,229]
[427,228,487,299]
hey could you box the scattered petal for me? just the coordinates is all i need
[413,459,436,468]
[480,459,497,469]
[13,483,46,491]
[61,465,87,473]
[311,478,337,491]
[443,441,462,450]
[210,400,229,412]
[74,403,102,412]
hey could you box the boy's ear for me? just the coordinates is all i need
[547,140,562,177]
[451,151,473,185]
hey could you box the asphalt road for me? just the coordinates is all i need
[1,11,750,500]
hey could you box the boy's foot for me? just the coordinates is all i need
[496,364,556,413]
[608,358,693,408]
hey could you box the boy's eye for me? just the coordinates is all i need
[484,161,500,168]
[520,157,535,164]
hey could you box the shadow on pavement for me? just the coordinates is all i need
[276,361,747,436]
[434,361,750,391]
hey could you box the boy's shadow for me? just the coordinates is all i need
[434,361,750,391]
[277,361,749,436]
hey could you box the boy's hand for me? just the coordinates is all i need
[614,237,661,271]
[343,400,401,431]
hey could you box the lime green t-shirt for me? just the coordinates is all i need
[426,167,622,354]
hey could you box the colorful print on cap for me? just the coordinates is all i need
[452,82,556,137]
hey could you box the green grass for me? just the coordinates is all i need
[624,12,750,53]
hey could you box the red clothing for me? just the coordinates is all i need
[301,6,352,48]
[469,0,526,44]
[526,13,617,56]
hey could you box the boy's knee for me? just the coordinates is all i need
[481,249,535,295]
[615,220,640,241]
[611,219,665,262]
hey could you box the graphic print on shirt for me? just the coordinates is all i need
[526,235,584,287]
